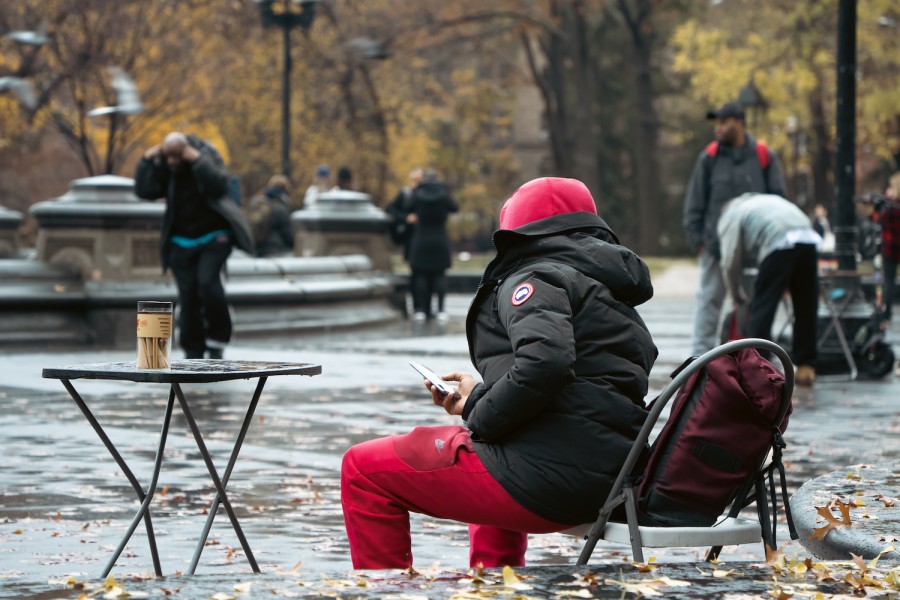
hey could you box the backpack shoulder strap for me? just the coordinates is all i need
[755,141,771,169]
[708,139,771,170]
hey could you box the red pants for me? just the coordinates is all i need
[341,425,567,569]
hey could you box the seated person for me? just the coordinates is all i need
[246,174,294,257]
[341,177,658,569]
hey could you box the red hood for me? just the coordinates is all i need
[499,177,597,231]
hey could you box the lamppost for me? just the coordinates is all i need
[254,0,319,182]
[785,115,809,207]
[738,78,768,130]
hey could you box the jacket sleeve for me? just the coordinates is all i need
[191,151,229,200]
[445,193,459,214]
[717,208,745,302]
[133,157,168,200]
[682,151,710,252]
[463,269,577,442]
[764,151,788,199]
[385,190,410,224]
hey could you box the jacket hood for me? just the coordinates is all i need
[414,181,449,201]
[499,177,597,230]
[491,212,653,308]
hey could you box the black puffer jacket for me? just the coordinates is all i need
[462,212,657,524]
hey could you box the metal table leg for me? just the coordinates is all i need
[61,380,173,577]
[172,383,260,573]
[188,377,267,574]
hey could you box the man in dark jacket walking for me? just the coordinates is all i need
[341,177,658,569]
[683,101,786,356]
[134,132,254,359]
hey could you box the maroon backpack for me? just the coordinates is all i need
[635,348,796,545]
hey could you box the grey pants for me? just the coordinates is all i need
[691,249,727,355]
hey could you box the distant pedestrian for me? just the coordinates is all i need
[407,170,457,324]
[134,132,254,359]
[879,171,900,322]
[386,167,424,261]
[246,174,294,257]
[303,164,330,209]
[683,101,787,356]
[335,166,353,191]
[717,193,820,386]
[812,203,835,253]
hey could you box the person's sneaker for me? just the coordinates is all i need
[412,312,427,324]
[795,365,815,387]
[207,348,224,360]
[436,312,449,324]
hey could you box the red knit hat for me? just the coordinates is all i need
[499,177,597,230]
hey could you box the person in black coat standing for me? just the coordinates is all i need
[406,170,458,323]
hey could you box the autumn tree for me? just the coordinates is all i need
[671,0,900,213]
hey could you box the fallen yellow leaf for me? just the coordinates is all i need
[233,581,252,593]
[502,565,530,589]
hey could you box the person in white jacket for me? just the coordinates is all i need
[717,193,821,386]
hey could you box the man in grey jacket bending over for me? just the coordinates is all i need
[718,193,821,386]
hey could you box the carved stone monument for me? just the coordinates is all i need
[0,205,23,258]
[291,190,392,271]
[30,175,165,281]
[1,176,402,349]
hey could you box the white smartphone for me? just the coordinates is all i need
[409,361,456,395]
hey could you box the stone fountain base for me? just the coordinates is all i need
[0,253,403,350]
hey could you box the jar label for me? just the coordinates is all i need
[137,312,172,338]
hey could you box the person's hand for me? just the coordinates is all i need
[182,145,201,162]
[426,371,477,416]
[406,213,418,224]
[143,145,162,160]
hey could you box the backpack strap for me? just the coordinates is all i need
[706,139,770,170]
[757,428,798,549]
[756,140,771,170]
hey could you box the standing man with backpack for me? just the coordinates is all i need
[683,101,787,356]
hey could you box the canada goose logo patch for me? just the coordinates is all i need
[511,283,534,306]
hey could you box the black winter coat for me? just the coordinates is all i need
[462,212,658,524]
[407,182,458,271]
[134,136,254,271]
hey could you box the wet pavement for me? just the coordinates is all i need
[1,286,899,598]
